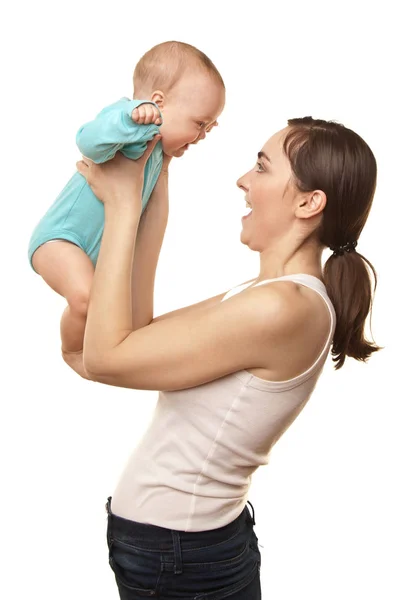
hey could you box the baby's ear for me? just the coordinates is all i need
[151,90,165,110]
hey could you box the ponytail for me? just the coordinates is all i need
[284,116,381,369]
[323,250,381,369]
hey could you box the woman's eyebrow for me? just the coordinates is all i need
[258,151,272,164]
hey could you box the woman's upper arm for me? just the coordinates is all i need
[151,279,255,323]
[85,282,309,392]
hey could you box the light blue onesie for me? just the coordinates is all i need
[28,98,163,271]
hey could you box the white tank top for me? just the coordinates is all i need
[111,274,336,531]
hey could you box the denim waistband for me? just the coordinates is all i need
[106,496,256,552]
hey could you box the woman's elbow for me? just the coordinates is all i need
[83,353,111,381]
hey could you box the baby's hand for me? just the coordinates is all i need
[131,103,162,126]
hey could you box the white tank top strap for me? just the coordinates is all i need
[221,279,257,302]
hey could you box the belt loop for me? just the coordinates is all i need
[105,496,112,516]
[247,500,256,526]
[171,530,183,575]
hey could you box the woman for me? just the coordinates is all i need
[73,117,379,599]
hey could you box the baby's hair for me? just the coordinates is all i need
[133,41,225,97]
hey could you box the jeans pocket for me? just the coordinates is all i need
[193,559,260,600]
[182,533,260,599]
[109,539,161,597]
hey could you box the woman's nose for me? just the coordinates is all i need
[236,173,249,192]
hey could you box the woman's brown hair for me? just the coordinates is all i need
[284,117,380,369]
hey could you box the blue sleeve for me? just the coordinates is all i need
[75,98,163,163]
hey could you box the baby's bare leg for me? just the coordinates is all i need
[32,240,94,353]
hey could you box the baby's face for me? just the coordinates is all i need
[159,72,225,158]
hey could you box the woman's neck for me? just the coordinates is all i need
[257,239,324,282]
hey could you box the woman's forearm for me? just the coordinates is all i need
[130,171,169,330]
[84,202,140,369]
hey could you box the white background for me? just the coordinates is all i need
[1,1,399,598]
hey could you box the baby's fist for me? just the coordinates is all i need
[131,103,162,126]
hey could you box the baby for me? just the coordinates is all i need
[28,41,225,366]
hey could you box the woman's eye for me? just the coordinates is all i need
[256,162,264,172]
[197,122,205,128]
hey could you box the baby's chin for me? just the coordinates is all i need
[166,143,190,158]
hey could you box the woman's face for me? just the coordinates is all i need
[237,127,298,252]
[236,127,298,252]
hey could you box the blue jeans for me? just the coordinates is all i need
[106,497,262,599]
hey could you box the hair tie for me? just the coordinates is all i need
[330,240,358,257]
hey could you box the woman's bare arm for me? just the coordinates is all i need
[130,168,169,330]
[151,279,255,323]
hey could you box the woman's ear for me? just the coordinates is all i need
[151,90,165,110]
[295,190,326,219]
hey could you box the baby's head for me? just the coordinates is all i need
[133,41,225,157]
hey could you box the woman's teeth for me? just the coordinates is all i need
[244,204,252,216]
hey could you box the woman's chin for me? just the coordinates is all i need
[239,229,249,247]
[240,229,260,252]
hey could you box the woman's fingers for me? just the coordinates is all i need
[141,134,162,163]
[76,155,95,177]
[161,152,173,172]
[76,160,89,177]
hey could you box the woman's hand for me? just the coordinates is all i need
[160,151,173,175]
[76,134,161,210]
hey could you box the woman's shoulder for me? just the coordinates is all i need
[243,278,332,380]
[230,278,313,334]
